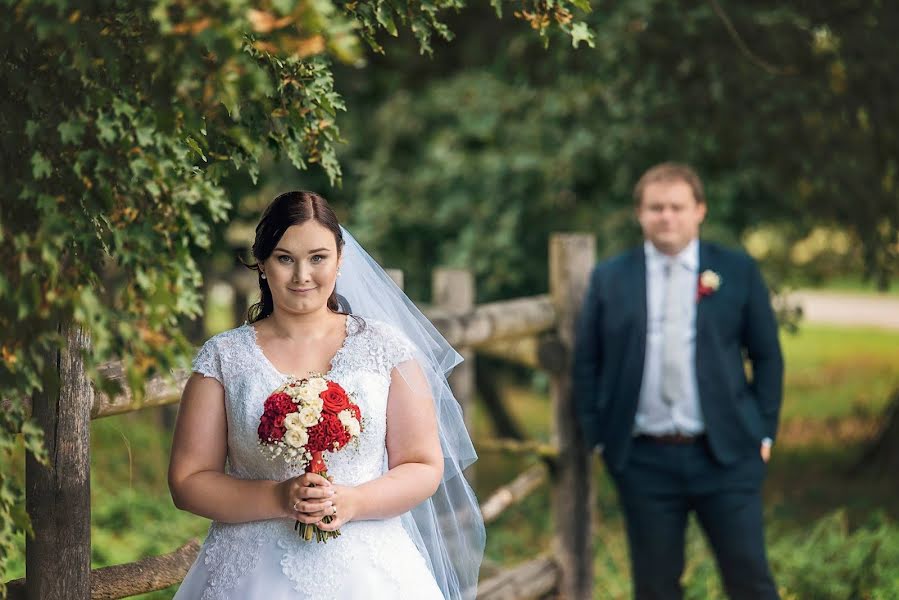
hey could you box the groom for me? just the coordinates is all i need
[573,163,783,599]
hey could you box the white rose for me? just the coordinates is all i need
[306,376,329,396]
[305,396,324,413]
[339,410,361,437]
[283,412,304,431]
[284,428,308,448]
[298,405,321,427]
[296,385,317,404]
[700,270,721,290]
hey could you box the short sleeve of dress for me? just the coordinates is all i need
[376,321,416,374]
[192,338,223,384]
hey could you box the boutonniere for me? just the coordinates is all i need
[697,270,721,300]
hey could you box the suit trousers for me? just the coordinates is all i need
[609,436,779,600]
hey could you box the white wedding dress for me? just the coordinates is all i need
[173,317,445,600]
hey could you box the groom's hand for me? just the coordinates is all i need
[760,442,772,463]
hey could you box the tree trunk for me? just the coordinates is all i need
[25,323,92,599]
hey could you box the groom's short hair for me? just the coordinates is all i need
[633,162,706,206]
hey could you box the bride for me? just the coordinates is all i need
[168,191,484,599]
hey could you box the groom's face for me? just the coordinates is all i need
[636,179,707,256]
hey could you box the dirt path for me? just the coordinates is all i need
[788,290,899,331]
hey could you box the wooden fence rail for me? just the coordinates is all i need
[476,555,560,600]
[21,296,556,422]
[480,463,549,525]
[10,233,595,600]
[7,540,201,600]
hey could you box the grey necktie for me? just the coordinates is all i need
[661,260,689,407]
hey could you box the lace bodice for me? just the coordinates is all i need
[193,316,411,485]
[186,316,432,600]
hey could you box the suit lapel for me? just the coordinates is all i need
[632,245,648,378]
[696,241,711,335]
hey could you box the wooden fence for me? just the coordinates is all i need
[7,233,596,599]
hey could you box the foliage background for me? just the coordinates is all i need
[315,1,898,301]
[2,0,898,596]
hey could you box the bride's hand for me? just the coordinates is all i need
[316,484,360,531]
[279,473,334,522]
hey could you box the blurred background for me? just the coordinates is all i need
[3,1,898,598]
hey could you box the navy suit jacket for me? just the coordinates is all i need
[572,241,784,473]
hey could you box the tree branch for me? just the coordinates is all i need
[706,0,797,76]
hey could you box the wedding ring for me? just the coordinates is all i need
[332,505,337,516]
[293,501,301,511]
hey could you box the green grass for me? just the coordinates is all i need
[3,411,209,599]
[4,324,898,599]
[780,325,899,421]
[87,414,210,594]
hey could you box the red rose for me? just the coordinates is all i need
[321,382,350,414]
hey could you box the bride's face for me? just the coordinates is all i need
[260,221,342,316]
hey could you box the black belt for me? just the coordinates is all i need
[636,433,706,445]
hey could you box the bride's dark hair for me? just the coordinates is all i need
[247,191,347,323]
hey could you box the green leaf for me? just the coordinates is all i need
[112,97,137,120]
[58,118,86,145]
[568,22,595,49]
[20,421,49,466]
[31,152,52,180]
[135,125,155,147]
[96,113,117,144]
[569,0,592,13]
[25,120,40,141]
[185,137,207,162]
[376,2,399,37]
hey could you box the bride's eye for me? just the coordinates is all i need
[310,255,326,264]
[277,255,293,263]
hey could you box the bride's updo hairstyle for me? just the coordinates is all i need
[247,191,345,323]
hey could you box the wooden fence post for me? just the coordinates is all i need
[385,268,404,290]
[25,323,93,599]
[432,269,476,470]
[548,233,595,600]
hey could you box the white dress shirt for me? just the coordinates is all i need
[634,239,706,436]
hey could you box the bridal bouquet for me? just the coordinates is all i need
[257,374,362,542]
